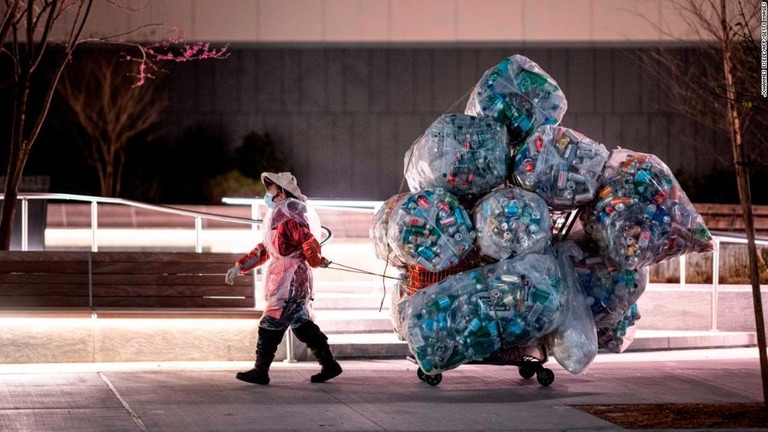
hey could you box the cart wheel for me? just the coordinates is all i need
[536,368,555,387]
[417,368,426,382]
[423,373,442,386]
[518,366,536,380]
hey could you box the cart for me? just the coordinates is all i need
[401,209,580,388]
[408,343,554,387]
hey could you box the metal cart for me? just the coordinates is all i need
[402,209,580,388]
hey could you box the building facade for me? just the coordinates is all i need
[78,0,724,200]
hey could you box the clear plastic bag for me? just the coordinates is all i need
[581,149,714,269]
[406,270,498,375]
[370,193,409,267]
[485,253,566,347]
[546,242,597,374]
[405,252,565,375]
[576,260,648,329]
[386,188,476,272]
[473,186,552,260]
[391,280,410,341]
[465,54,567,143]
[597,304,640,353]
[404,113,509,201]
[512,125,609,210]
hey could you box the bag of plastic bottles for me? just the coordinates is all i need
[391,280,410,341]
[473,186,552,260]
[405,269,498,375]
[512,125,609,210]
[484,253,567,347]
[370,193,409,267]
[405,252,566,375]
[576,259,648,329]
[597,304,640,353]
[581,149,714,269]
[465,54,568,144]
[387,188,476,272]
[546,242,597,374]
[404,113,509,202]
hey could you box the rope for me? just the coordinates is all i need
[325,261,403,281]
[378,84,476,313]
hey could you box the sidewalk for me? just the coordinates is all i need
[0,347,763,431]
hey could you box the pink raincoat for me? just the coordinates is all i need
[237,198,323,319]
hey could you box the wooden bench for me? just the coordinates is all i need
[0,251,256,310]
[694,203,768,236]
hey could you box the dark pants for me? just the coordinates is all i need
[254,304,335,373]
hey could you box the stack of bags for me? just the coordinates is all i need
[370,54,713,376]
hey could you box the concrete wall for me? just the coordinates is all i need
[161,45,724,200]
[637,285,768,332]
[73,0,699,43]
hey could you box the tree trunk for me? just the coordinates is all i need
[0,61,31,250]
[720,0,768,406]
[0,174,20,250]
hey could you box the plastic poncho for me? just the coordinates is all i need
[237,198,322,319]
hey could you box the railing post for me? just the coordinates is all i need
[251,201,262,248]
[251,201,264,311]
[711,237,721,331]
[284,328,297,363]
[679,254,686,289]
[91,201,98,252]
[195,216,202,253]
[20,198,28,251]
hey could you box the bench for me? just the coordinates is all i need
[694,203,768,236]
[0,251,256,310]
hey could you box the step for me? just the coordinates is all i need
[312,292,394,310]
[624,330,757,352]
[327,332,409,359]
[319,330,758,361]
[313,280,402,294]
[312,309,396,333]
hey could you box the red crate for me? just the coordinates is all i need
[404,249,486,295]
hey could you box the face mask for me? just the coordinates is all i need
[264,192,277,209]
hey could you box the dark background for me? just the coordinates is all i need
[2,45,764,205]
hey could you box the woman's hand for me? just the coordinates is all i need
[225,265,241,285]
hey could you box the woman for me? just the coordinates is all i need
[225,172,342,385]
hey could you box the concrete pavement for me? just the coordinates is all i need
[0,347,764,431]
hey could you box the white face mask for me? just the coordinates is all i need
[264,192,277,209]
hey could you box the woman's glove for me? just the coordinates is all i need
[225,265,241,285]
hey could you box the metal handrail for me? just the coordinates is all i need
[5,193,767,333]
[222,197,384,213]
[1,192,333,252]
[702,231,768,331]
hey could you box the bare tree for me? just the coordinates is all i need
[644,1,766,164]
[643,0,767,405]
[1,1,93,250]
[0,0,227,249]
[58,52,167,197]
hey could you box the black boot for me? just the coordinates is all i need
[293,321,343,383]
[237,327,284,385]
[310,349,343,383]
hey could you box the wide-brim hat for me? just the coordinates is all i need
[261,171,304,200]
